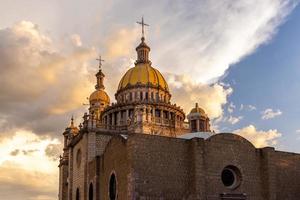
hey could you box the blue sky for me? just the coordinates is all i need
[221,5,300,152]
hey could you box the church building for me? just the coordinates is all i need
[58,19,300,200]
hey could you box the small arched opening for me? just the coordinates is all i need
[89,183,93,200]
[76,188,80,200]
[109,173,117,200]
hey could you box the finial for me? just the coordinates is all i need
[70,115,74,127]
[195,103,199,108]
[96,55,104,70]
[95,55,105,90]
[136,16,149,39]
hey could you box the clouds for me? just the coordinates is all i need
[144,0,298,83]
[261,108,283,120]
[0,0,298,199]
[234,124,282,148]
[0,130,60,200]
[240,104,257,111]
[0,21,96,135]
[167,74,233,119]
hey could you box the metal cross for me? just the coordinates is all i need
[96,55,104,70]
[136,17,149,38]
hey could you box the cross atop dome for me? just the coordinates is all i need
[136,16,149,39]
[96,55,104,70]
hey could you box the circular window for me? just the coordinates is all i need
[109,173,117,200]
[76,149,82,168]
[221,165,242,189]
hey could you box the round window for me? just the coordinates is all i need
[76,149,82,168]
[109,173,117,200]
[221,165,242,189]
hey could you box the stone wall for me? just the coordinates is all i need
[99,133,300,200]
[70,131,300,200]
[127,134,191,199]
[274,150,300,199]
[203,134,263,200]
[71,135,88,200]
[100,136,130,200]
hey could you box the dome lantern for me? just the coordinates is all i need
[135,17,151,64]
[95,55,105,90]
[135,37,151,64]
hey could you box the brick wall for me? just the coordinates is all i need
[203,134,263,200]
[72,135,87,200]
[100,136,129,200]
[127,134,191,199]
[273,150,300,199]
[73,131,300,200]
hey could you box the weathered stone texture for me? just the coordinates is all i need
[60,132,300,200]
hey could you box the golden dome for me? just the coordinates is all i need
[89,89,110,104]
[190,103,206,115]
[118,63,169,92]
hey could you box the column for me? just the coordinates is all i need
[196,119,200,132]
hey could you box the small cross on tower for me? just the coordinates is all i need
[96,55,104,70]
[136,17,149,38]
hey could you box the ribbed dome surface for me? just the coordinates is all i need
[89,89,110,103]
[118,63,169,92]
[190,103,206,115]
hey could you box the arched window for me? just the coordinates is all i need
[89,183,93,200]
[109,173,117,200]
[76,188,80,200]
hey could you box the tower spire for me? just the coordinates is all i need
[95,55,105,90]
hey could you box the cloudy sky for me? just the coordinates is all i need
[0,0,299,199]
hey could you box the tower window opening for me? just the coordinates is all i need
[163,111,168,119]
[191,120,197,132]
[145,92,148,100]
[155,109,161,117]
[140,92,143,100]
[156,93,159,101]
[129,109,134,118]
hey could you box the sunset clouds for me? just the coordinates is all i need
[0,130,61,200]
[0,0,298,199]
[234,125,282,148]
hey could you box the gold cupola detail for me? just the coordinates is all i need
[89,56,110,121]
[135,37,151,64]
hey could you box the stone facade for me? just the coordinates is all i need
[58,33,300,200]
[60,132,300,200]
